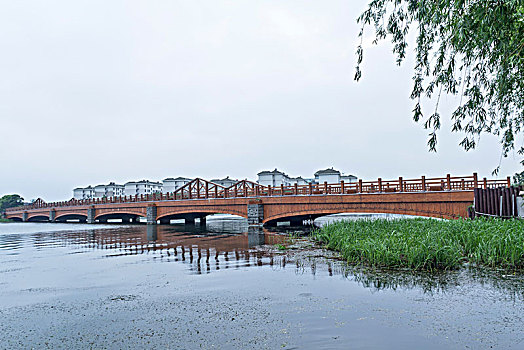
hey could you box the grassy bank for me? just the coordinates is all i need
[313,218,524,271]
[0,218,11,223]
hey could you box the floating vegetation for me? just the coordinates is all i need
[313,218,524,271]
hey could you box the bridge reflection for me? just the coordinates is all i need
[28,222,301,275]
[10,222,523,296]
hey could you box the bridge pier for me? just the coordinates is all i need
[247,202,264,226]
[49,209,56,223]
[185,217,195,225]
[147,225,158,241]
[87,207,96,224]
[248,226,264,247]
[199,217,206,226]
[147,205,157,225]
[22,212,28,222]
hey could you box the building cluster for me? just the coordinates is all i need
[256,168,356,187]
[73,168,356,200]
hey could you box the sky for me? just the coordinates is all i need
[0,0,522,201]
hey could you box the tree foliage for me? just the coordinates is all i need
[514,170,524,185]
[0,194,24,212]
[355,0,524,171]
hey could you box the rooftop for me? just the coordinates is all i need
[257,168,287,176]
[314,168,341,176]
[125,180,162,185]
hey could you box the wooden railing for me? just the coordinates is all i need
[5,173,512,212]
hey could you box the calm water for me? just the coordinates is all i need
[0,217,523,349]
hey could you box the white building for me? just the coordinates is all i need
[288,176,310,186]
[210,176,238,188]
[125,180,163,196]
[341,174,358,183]
[94,182,125,198]
[314,168,358,184]
[257,169,292,187]
[73,186,96,200]
[162,177,192,193]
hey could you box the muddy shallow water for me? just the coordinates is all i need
[0,218,523,349]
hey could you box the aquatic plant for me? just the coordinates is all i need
[313,218,524,270]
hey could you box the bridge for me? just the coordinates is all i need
[3,173,511,226]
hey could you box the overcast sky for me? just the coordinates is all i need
[1,0,521,201]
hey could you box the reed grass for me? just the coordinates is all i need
[313,218,524,270]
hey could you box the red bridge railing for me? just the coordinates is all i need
[5,173,511,212]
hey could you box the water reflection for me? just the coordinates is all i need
[0,219,522,299]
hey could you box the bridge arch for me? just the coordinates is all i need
[27,215,50,222]
[157,207,247,222]
[263,207,449,226]
[55,213,88,222]
[156,206,247,225]
[95,211,145,223]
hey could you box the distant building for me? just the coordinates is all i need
[162,177,192,193]
[340,174,358,183]
[257,167,357,187]
[210,176,238,188]
[125,180,163,196]
[73,186,95,200]
[94,182,125,198]
[315,168,357,184]
[314,168,341,184]
[257,169,292,187]
[288,176,310,186]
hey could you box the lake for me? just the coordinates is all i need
[0,216,523,349]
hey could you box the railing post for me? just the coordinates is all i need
[473,172,478,188]
[378,178,382,192]
[281,184,284,196]
[483,177,488,189]
[268,185,272,196]
[340,180,344,194]
[225,189,228,198]
[294,183,298,195]
[205,182,209,198]
[447,174,451,190]
[421,176,426,191]
[358,179,363,193]
[308,183,312,195]
[399,177,403,192]
[324,182,328,194]
[255,186,260,197]
[507,176,511,188]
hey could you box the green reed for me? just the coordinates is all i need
[313,218,524,270]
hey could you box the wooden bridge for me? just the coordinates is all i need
[3,173,511,226]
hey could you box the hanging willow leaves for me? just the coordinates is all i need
[355,0,524,170]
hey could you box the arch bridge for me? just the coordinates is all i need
[3,174,510,226]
